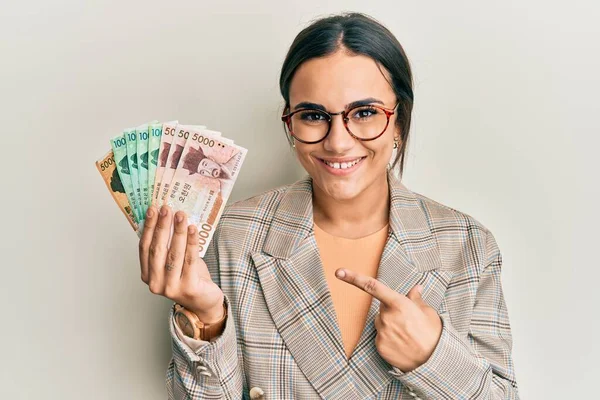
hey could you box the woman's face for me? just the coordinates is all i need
[197,158,222,178]
[288,50,399,202]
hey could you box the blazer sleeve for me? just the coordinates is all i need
[165,226,245,400]
[388,229,520,399]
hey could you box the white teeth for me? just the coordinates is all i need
[324,158,362,169]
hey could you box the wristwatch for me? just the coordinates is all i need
[174,302,227,341]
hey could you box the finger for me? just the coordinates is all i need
[139,206,158,282]
[148,205,173,292]
[164,211,189,290]
[181,224,201,282]
[335,268,404,308]
[406,284,428,308]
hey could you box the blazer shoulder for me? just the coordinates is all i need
[412,190,492,236]
[221,182,292,222]
[213,182,292,243]
[211,183,296,257]
[410,190,502,270]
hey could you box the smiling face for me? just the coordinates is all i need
[288,50,399,202]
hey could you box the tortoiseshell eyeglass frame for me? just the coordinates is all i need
[281,101,399,144]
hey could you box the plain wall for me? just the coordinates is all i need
[2,0,598,398]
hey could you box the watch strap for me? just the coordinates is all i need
[174,302,227,341]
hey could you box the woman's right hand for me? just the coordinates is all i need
[139,204,225,324]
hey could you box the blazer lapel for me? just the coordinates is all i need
[348,172,455,397]
[251,172,454,399]
[251,177,360,398]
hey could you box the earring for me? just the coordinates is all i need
[388,136,399,170]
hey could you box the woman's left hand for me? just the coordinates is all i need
[335,268,442,373]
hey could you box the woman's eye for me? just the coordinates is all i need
[352,107,379,120]
[299,111,326,122]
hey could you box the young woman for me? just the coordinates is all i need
[139,12,519,399]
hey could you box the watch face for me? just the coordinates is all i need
[175,312,195,337]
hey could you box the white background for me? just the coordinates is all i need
[1,1,598,398]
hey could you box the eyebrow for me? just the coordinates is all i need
[292,97,385,111]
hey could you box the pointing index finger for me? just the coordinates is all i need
[335,268,405,308]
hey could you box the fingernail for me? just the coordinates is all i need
[417,285,423,294]
[160,206,168,216]
[146,207,154,218]
[175,213,183,223]
[188,225,196,234]
[335,269,346,279]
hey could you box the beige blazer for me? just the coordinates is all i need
[166,171,519,399]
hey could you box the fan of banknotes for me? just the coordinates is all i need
[96,120,248,256]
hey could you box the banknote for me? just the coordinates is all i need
[166,128,247,256]
[152,121,178,205]
[152,123,209,206]
[136,123,151,211]
[147,121,163,206]
[156,124,207,207]
[124,127,144,220]
[111,133,142,222]
[96,150,138,232]
[165,128,223,205]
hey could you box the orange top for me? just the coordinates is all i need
[313,222,389,359]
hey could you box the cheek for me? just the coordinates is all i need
[364,141,392,164]
[375,129,396,161]
[381,143,394,162]
[294,146,317,168]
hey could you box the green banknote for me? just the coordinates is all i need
[124,127,144,221]
[111,133,141,223]
[136,123,150,212]
[148,122,163,206]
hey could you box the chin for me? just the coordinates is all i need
[315,177,364,202]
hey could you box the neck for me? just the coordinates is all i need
[312,173,390,239]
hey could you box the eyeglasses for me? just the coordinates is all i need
[281,101,399,144]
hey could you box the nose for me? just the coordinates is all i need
[322,114,354,154]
